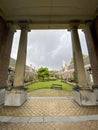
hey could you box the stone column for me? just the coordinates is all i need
[13,26,28,88]
[0,24,15,86]
[95,11,98,40]
[92,16,98,59]
[83,24,98,86]
[70,25,88,88]
[96,18,98,40]
[4,24,29,106]
[0,20,15,105]
[89,17,98,60]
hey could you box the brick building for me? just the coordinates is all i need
[60,56,93,87]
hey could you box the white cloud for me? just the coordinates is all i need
[11,29,88,70]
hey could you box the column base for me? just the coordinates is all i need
[73,90,96,106]
[0,89,5,105]
[4,89,27,106]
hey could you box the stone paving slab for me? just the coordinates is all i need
[87,115,98,120]
[29,116,43,123]
[44,116,71,122]
[0,116,12,122]
[0,115,98,123]
[44,115,98,122]
[9,117,31,123]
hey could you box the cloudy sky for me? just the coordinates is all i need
[11,29,88,70]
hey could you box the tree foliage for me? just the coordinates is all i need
[70,58,74,64]
[37,67,49,80]
[70,54,88,64]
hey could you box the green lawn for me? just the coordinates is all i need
[27,80,73,91]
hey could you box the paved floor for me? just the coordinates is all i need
[28,89,72,97]
[0,121,98,130]
[1,98,98,117]
[0,89,98,130]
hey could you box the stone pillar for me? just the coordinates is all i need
[0,24,15,87]
[83,24,98,86]
[4,25,29,106]
[0,17,15,105]
[95,17,98,40]
[13,26,28,87]
[70,25,97,106]
[0,17,7,105]
[94,17,98,59]
[89,17,98,60]
[70,25,88,88]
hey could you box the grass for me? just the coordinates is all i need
[27,80,73,91]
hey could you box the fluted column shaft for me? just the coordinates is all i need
[0,20,15,86]
[71,26,87,87]
[84,25,98,85]
[13,27,28,87]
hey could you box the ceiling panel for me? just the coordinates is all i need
[0,0,98,23]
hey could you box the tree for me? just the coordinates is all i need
[70,54,88,64]
[70,58,74,64]
[37,67,49,81]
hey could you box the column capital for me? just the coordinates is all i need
[68,21,80,31]
[82,22,92,32]
[7,23,16,33]
[19,23,30,31]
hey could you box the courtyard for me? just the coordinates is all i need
[0,0,98,129]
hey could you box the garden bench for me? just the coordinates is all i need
[51,84,62,90]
